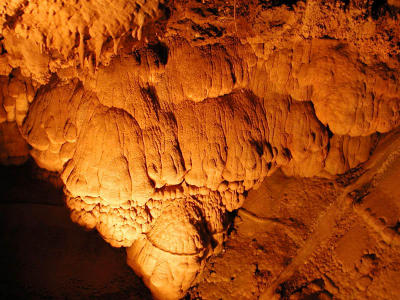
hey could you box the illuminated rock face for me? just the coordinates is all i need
[1,1,400,299]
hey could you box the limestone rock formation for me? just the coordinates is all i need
[1,1,400,299]
[1,0,162,83]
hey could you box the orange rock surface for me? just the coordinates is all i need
[1,1,400,299]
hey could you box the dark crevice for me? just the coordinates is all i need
[371,0,389,19]
[4,2,26,30]
[149,42,169,65]
[258,0,302,10]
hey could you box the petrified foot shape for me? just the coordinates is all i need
[127,199,220,300]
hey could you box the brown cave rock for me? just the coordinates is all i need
[1,1,400,299]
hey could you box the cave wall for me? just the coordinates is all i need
[1,1,400,299]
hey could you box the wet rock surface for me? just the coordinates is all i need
[1,1,400,299]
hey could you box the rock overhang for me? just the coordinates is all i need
[1,1,400,299]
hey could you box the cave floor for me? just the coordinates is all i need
[189,136,400,300]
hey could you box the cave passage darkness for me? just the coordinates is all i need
[0,161,152,299]
[1,0,400,299]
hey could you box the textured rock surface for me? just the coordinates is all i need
[0,0,161,83]
[190,129,400,300]
[1,0,400,299]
